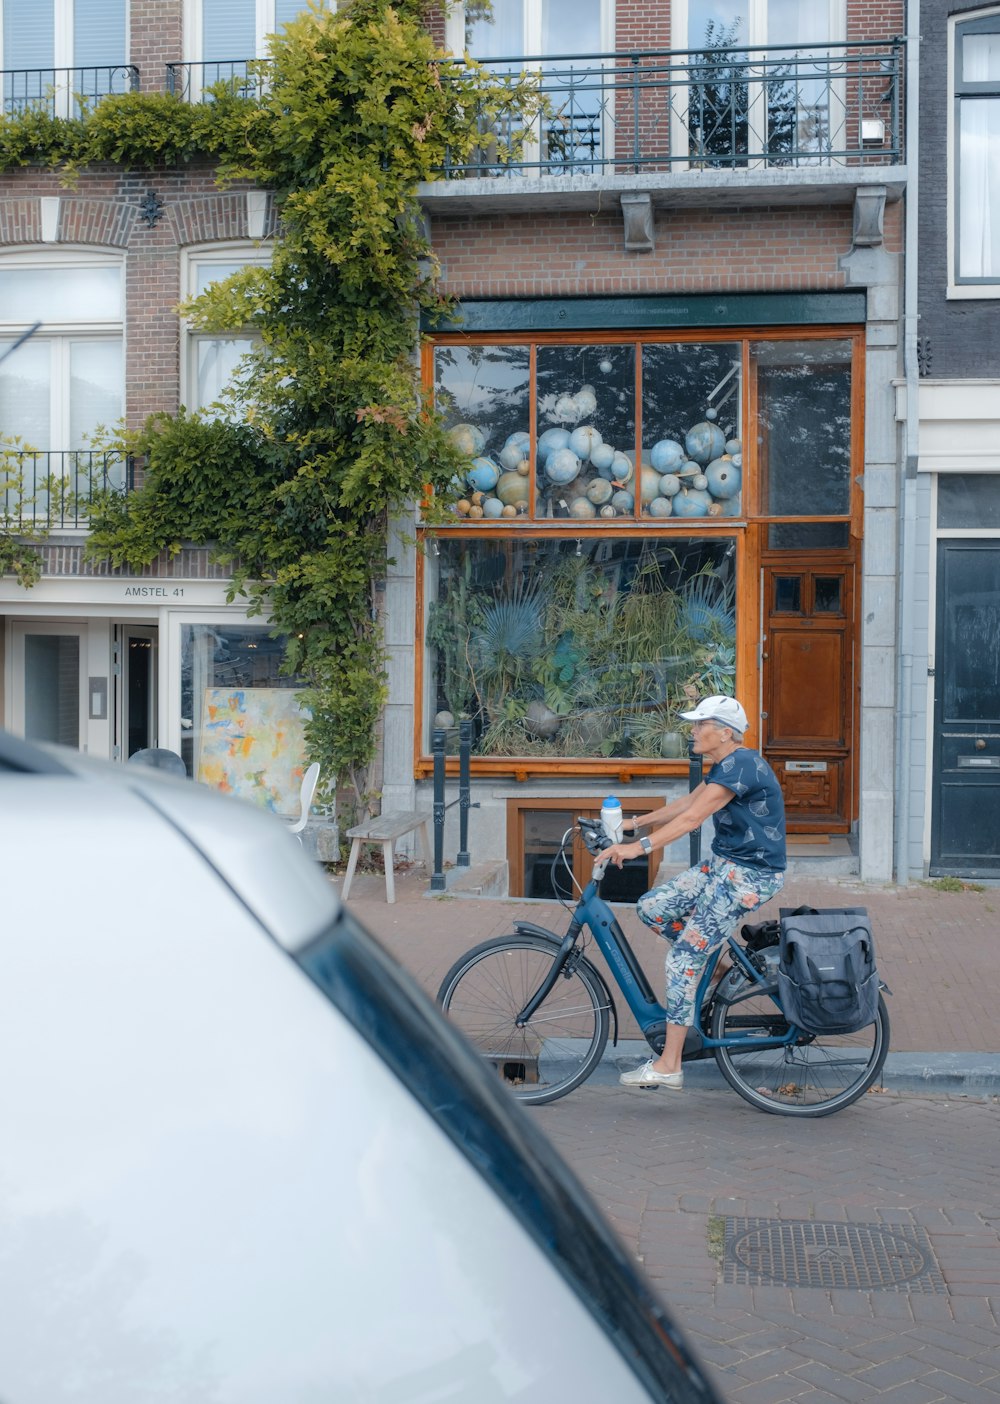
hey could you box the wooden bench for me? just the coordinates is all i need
[340,810,432,904]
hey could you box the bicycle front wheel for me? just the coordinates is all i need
[437,935,610,1106]
[710,976,890,1117]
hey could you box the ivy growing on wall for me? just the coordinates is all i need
[0,0,539,817]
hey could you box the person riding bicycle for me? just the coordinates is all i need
[601,695,786,1091]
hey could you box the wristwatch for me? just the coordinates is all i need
[638,835,653,855]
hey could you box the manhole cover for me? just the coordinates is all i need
[724,1218,946,1292]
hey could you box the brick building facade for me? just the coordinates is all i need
[3,0,963,884]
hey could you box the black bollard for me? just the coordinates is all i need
[688,735,704,866]
[431,727,447,891]
[457,720,472,867]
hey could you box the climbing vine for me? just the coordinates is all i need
[0,0,540,817]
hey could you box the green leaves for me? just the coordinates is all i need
[0,0,532,823]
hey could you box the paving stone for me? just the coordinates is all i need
[914,1373,1000,1404]
[365,879,1000,1404]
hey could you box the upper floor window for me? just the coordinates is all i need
[465,0,607,58]
[952,10,1000,292]
[678,0,847,166]
[0,0,127,116]
[183,246,270,416]
[0,254,125,518]
[196,0,309,63]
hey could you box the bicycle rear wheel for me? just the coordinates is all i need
[710,975,890,1117]
[437,934,610,1106]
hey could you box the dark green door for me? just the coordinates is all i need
[930,541,1000,876]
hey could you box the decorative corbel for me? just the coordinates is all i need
[852,185,886,249]
[621,192,654,254]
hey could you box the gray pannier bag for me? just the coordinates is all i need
[777,907,880,1035]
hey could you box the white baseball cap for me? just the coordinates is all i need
[678,695,748,735]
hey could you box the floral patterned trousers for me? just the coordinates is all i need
[636,855,785,1027]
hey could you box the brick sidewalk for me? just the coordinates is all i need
[338,869,1000,1055]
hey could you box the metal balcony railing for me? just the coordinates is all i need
[438,39,905,178]
[1,451,133,531]
[0,65,139,118]
[165,61,269,101]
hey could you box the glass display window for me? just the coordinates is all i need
[423,534,736,763]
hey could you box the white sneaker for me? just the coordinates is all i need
[619,1060,684,1090]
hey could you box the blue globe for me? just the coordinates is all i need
[545,448,582,485]
[672,488,712,518]
[685,421,727,466]
[705,457,742,500]
[467,457,499,493]
[537,427,571,463]
[650,439,685,473]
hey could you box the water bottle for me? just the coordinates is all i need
[601,795,624,845]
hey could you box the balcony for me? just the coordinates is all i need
[165,61,268,102]
[421,39,906,217]
[2,452,133,532]
[0,65,139,118]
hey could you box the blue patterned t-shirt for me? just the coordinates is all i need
[706,747,787,872]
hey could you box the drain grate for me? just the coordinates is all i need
[724,1217,946,1292]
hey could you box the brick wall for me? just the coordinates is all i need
[130,0,184,92]
[434,200,901,299]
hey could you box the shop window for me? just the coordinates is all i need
[952,11,1000,291]
[754,338,852,518]
[179,623,300,788]
[434,337,744,524]
[425,535,736,762]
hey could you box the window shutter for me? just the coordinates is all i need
[202,0,255,62]
[3,0,55,69]
[74,0,126,68]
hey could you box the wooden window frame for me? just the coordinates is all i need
[417,324,864,781]
[506,795,663,898]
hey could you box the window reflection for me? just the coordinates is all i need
[180,624,298,784]
[754,339,852,517]
[426,536,736,759]
[774,576,802,612]
[814,576,843,613]
[641,342,742,520]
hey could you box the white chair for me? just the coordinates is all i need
[287,761,321,844]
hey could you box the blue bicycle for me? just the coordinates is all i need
[438,818,891,1117]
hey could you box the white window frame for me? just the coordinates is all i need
[947,6,1000,299]
[457,0,615,174]
[181,243,271,414]
[670,0,846,172]
[0,248,124,473]
[0,0,129,118]
[184,0,315,63]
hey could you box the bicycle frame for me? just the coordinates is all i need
[514,871,800,1058]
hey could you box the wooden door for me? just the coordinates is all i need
[761,563,856,832]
